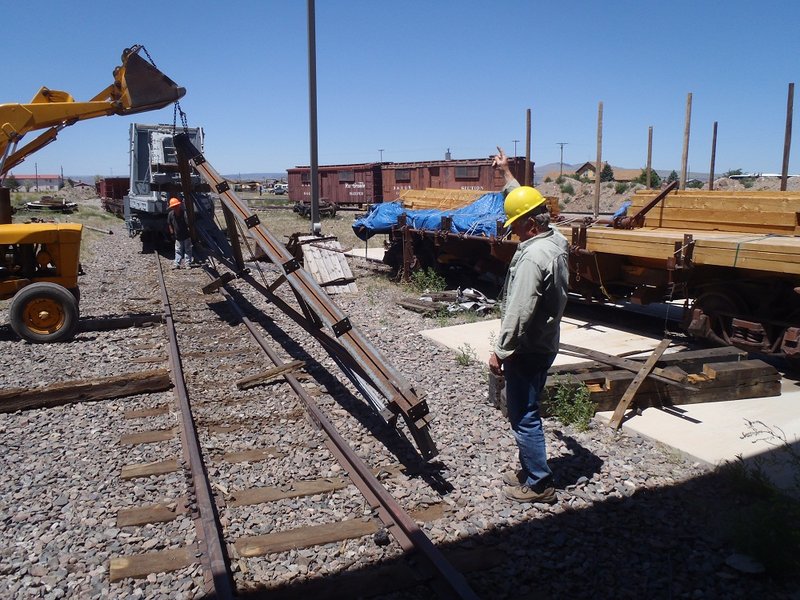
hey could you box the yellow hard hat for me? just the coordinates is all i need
[503,186,546,227]
[168,197,181,209]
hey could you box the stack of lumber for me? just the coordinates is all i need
[399,188,486,210]
[488,346,781,416]
[628,189,800,235]
[549,355,781,413]
[559,226,800,275]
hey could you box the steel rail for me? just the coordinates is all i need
[155,258,235,600]
[206,266,478,600]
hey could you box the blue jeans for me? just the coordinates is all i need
[504,353,555,489]
[174,238,193,266]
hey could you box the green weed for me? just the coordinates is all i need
[543,377,595,431]
[455,343,478,367]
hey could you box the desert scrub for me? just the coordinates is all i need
[455,343,478,366]
[559,182,575,196]
[543,377,595,431]
[614,182,628,194]
[409,268,446,293]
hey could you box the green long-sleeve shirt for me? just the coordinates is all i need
[494,178,570,360]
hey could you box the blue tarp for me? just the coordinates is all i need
[352,193,506,241]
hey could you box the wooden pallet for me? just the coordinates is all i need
[298,236,357,294]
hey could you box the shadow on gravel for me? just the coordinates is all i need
[233,455,800,600]
[205,285,455,495]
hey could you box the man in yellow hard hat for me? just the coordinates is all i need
[489,146,569,505]
[167,197,193,269]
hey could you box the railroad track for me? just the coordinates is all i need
[106,254,478,598]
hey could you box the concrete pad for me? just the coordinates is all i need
[344,245,385,262]
[420,316,800,494]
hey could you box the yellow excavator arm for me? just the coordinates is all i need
[0,45,185,177]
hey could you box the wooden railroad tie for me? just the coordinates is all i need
[0,369,173,413]
[235,360,305,390]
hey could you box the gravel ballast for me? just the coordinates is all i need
[0,202,797,599]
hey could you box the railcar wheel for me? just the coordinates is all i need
[691,291,747,343]
[9,282,79,343]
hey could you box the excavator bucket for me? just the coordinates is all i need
[116,48,185,114]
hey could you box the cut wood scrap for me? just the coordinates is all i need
[235,360,305,390]
[0,369,173,413]
[609,338,672,429]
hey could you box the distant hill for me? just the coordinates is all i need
[222,172,287,181]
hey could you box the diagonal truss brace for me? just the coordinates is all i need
[174,134,437,460]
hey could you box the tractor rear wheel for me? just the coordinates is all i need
[9,282,79,343]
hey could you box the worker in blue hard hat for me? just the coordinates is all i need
[489,146,570,505]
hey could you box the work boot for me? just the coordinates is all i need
[503,484,557,505]
[171,264,180,270]
[502,469,526,487]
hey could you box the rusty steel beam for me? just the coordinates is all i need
[174,134,437,460]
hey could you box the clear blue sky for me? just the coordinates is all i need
[4,0,798,177]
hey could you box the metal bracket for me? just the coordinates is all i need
[332,317,352,337]
[244,214,260,228]
[282,258,301,274]
[216,181,230,194]
[193,153,206,165]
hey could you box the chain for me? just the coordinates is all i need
[134,44,189,136]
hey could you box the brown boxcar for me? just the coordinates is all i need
[381,157,529,202]
[287,163,382,208]
[288,157,531,207]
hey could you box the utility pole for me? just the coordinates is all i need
[379,148,384,162]
[594,102,603,218]
[781,82,794,191]
[646,126,653,188]
[680,92,692,190]
[525,109,531,186]
[556,142,568,179]
[709,121,718,190]
[307,0,321,235]
[512,139,519,160]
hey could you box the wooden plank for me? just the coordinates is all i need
[235,360,305,390]
[119,428,177,446]
[124,405,170,419]
[222,447,283,464]
[120,459,179,480]
[0,370,173,413]
[609,339,672,428]
[116,497,187,527]
[235,504,445,557]
[109,546,196,582]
